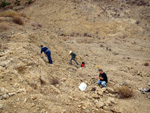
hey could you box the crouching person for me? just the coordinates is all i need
[97,69,108,87]
[40,45,53,64]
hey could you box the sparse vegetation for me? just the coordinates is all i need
[0,0,11,8]
[51,78,59,86]
[19,12,27,18]
[13,16,24,25]
[16,65,26,74]
[0,10,18,18]
[0,22,9,31]
[28,0,33,5]
[116,85,133,98]
[15,0,21,6]
[30,83,38,90]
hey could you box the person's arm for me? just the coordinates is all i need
[99,77,104,80]
[40,48,43,57]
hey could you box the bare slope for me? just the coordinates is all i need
[0,0,150,113]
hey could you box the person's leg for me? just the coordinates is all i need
[101,81,106,87]
[70,57,73,65]
[47,52,53,64]
[74,59,79,65]
[97,80,102,85]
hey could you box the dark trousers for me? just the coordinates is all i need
[46,51,53,64]
[70,57,79,65]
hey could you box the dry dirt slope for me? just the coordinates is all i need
[0,0,150,113]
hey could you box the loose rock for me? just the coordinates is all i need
[96,101,105,108]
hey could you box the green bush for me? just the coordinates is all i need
[14,0,20,6]
[0,0,11,8]
[28,0,33,5]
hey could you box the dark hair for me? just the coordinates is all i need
[98,69,103,72]
[82,62,85,64]
[41,45,43,48]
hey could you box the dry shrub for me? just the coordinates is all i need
[116,85,133,98]
[144,62,149,66]
[13,16,24,25]
[0,22,9,30]
[16,65,26,74]
[51,78,59,86]
[19,12,27,18]
[0,10,18,18]
[30,83,38,90]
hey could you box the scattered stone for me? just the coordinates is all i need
[2,94,9,99]
[87,34,92,37]
[106,87,115,94]
[50,85,60,94]
[106,97,115,106]
[113,52,119,55]
[111,107,122,113]
[38,24,42,27]
[71,32,74,36]
[97,90,103,96]
[92,94,100,99]
[17,88,26,93]
[0,63,6,67]
[31,96,37,100]
[106,47,112,51]
[96,101,105,108]
[8,92,16,96]
[84,33,88,37]
[31,23,36,27]
[60,34,65,36]
[91,87,96,91]
[0,104,3,109]
[103,106,109,110]
[100,44,104,47]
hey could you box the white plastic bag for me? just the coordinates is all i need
[79,82,87,91]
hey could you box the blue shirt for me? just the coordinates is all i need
[41,47,50,54]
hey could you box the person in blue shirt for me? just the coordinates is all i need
[40,45,53,64]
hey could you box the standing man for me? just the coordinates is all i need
[40,45,53,64]
[97,69,108,87]
[69,51,79,65]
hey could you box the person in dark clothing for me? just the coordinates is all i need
[40,45,53,64]
[69,51,79,65]
[97,69,108,87]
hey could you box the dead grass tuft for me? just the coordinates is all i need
[0,10,18,18]
[30,83,38,90]
[116,85,133,98]
[16,65,26,74]
[0,22,9,30]
[19,12,27,18]
[13,16,24,25]
[51,78,59,86]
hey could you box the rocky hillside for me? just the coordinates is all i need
[0,0,150,113]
